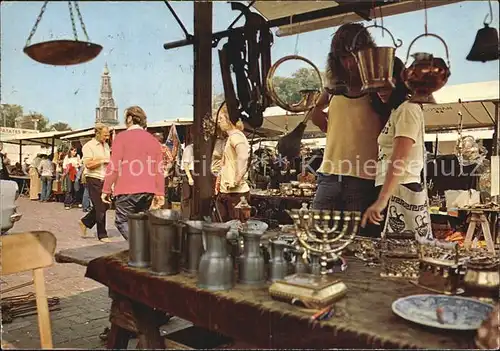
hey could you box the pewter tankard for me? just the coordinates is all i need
[198,222,233,291]
[238,220,268,285]
[128,212,150,268]
[182,220,205,274]
[148,209,182,276]
[268,240,289,282]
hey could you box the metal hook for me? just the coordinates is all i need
[483,0,494,25]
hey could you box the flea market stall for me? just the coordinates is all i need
[77,0,499,349]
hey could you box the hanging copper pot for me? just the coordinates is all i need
[348,24,403,93]
[403,33,451,104]
[23,1,103,66]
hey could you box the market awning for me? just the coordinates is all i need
[261,81,499,135]
[60,120,193,141]
[251,0,464,37]
[0,128,92,146]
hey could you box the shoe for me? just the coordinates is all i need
[78,204,83,208]
[65,206,71,210]
[99,238,112,243]
[78,221,88,238]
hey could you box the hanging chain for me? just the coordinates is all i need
[424,0,428,35]
[74,1,90,41]
[68,1,79,41]
[25,0,49,47]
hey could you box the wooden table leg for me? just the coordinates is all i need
[106,323,131,349]
[131,301,166,349]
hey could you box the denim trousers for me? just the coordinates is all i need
[82,185,92,211]
[312,173,379,237]
[40,176,52,201]
[114,193,154,240]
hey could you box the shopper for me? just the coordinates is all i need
[62,147,81,209]
[38,154,54,202]
[101,106,165,239]
[80,124,111,242]
[361,58,430,239]
[310,23,388,237]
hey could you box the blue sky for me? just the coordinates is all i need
[1,1,499,129]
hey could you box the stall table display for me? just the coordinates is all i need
[85,251,476,349]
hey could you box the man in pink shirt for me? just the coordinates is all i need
[101,106,165,239]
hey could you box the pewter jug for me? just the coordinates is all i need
[268,240,289,282]
[148,209,182,276]
[198,222,233,291]
[182,220,205,274]
[310,254,322,276]
[294,250,310,274]
[128,212,150,268]
[238,220,268,285]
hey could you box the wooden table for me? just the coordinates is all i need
[85,251,476,349]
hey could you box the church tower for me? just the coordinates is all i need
[95,63,119,126]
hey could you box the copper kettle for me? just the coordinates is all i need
[349,24,403,93]
[403,33,451,104]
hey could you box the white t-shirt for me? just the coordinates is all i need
[375,101,424,187]
[182,144,194,171]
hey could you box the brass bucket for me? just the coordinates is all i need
[349,25,403,93]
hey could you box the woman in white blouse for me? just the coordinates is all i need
[63,147,81,210]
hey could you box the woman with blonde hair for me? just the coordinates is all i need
[214,103,250,222]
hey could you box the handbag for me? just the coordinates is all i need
[381,110,433,240]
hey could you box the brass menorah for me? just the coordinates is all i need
[286,204,361,275]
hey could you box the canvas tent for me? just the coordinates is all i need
[260,80,499,137]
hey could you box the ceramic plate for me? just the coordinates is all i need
[392,294,493,330]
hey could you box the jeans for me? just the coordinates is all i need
[114,193,154,239]
[312,173,379,237]
[82,185,92,211]
[40,176,52,201]
[64,177,75,207]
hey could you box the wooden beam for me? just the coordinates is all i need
[191,1,213,220]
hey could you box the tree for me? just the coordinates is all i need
[273,67,323,106]
[0,104,23,128]
[50,122,72,131]
[25,112,50,132]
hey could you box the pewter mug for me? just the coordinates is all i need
[238,220,268,285]
[148,209,182,276]
[294,251,310,274]
[128,212,150,268]
[198,222,233,291]
[268,240,289,282]
[182,220,205,274]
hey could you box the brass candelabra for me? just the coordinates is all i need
[287,204,361,275]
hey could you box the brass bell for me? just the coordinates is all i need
[466,24,499,62]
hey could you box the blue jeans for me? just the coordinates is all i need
[82,185,92,211]
[40,176,52,201]
[312,173,379,237]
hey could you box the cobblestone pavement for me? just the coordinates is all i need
[1,197,124,349]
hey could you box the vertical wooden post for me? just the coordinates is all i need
[19,140,23,163]
[192,1,213,220]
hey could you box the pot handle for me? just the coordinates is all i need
[348,24,403,53]
[404,33,451,68]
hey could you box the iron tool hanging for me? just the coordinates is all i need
[23,1,103,66]
[466,0,499,62]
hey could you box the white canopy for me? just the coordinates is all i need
[261,81,499,136]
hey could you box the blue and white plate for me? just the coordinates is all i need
[392,294,493,330]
